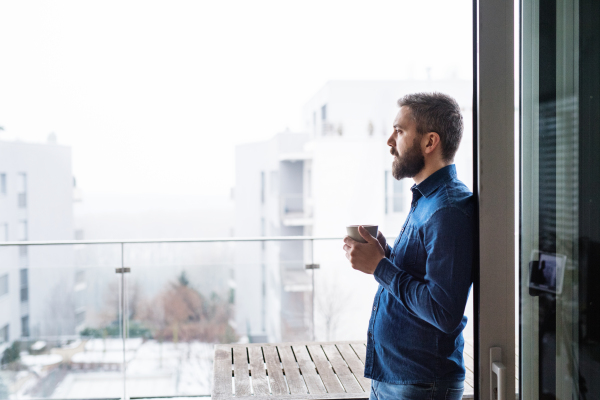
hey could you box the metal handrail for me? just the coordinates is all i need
[0,235,344,246]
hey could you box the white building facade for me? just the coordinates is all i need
[234,133,312,342]
[0,140,76,347]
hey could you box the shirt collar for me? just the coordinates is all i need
[411,164,457,199]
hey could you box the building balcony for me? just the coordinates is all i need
[280,195,313,226]
[17,193,27,208]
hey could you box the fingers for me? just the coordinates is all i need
[376,231,386,248]
[343,235,358,246]
[358,226,377,243]
[342,237,360,268]
[343,229,384,275]
[342,243,354,263]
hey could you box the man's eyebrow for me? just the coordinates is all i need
[393,124,405,130]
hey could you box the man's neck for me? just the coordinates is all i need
[412,160,453,185]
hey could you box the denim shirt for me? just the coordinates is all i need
[365,164,475,384]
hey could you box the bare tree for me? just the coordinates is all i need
[315,277,352,341]
[139,271,237,343]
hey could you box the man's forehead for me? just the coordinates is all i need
[394,106,414,127]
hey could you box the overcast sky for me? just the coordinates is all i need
[0,0,472,198]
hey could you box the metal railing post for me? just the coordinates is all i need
[311,238,315,341]
[121,242,127,400]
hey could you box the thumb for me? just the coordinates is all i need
[358,226,378,244]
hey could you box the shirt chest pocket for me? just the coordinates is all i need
[396,226,420,267]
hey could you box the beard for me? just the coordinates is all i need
[391,137,425,180]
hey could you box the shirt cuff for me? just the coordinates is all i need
[373,257,399,286]
[385,244,392,258]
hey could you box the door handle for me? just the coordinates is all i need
[490,347,506,400]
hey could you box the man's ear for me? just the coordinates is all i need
[423,132,441,155]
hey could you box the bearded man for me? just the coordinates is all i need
[343,93,474,400]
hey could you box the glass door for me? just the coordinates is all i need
[521,0,600,398]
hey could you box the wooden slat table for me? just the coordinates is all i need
[213,340,476,400]
[212,341,370,400]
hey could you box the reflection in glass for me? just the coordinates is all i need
[521,0,600,397]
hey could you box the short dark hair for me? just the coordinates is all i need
[398,92,463,161]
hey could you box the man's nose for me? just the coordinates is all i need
[386,133,394,148]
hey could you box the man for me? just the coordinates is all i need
[343,93,474,400]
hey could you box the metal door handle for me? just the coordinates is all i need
[490,347,506,400]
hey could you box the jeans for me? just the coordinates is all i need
[369,379,464,400]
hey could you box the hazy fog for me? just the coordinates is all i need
[0,0,472,199]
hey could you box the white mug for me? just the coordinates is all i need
[346,225,378,243]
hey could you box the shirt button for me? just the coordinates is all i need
[373,306,377,311]
[401,228,404,233]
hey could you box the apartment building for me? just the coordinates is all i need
[0,139,76,347]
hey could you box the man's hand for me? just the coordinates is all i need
[376,231,387,252]
[343,226,385,274]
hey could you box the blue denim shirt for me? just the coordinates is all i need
[365,164,474,384]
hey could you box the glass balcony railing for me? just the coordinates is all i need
[0,236,476,399]
[0,235,385,399]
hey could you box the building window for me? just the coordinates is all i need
[0,173,6,194]
[261,217,266,250]
[0,274,8,297]
[385,171,389,213]
[18,220,27,241]
[20,269,28,302]
[1,223,7,241]
[17,173,27,208]
[0,324,8,343]
[260,171,265,204]
[393,177,404,213]
[321,104,327,121]
[385,171,408,214]
[21,316,29,337]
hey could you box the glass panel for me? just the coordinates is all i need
[313,239,378,342]
[122,242,230,397]
[521,0,600,397]
[0,244,124,399]
[120,240,314,397]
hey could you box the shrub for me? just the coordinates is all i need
[1,341,20,365]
